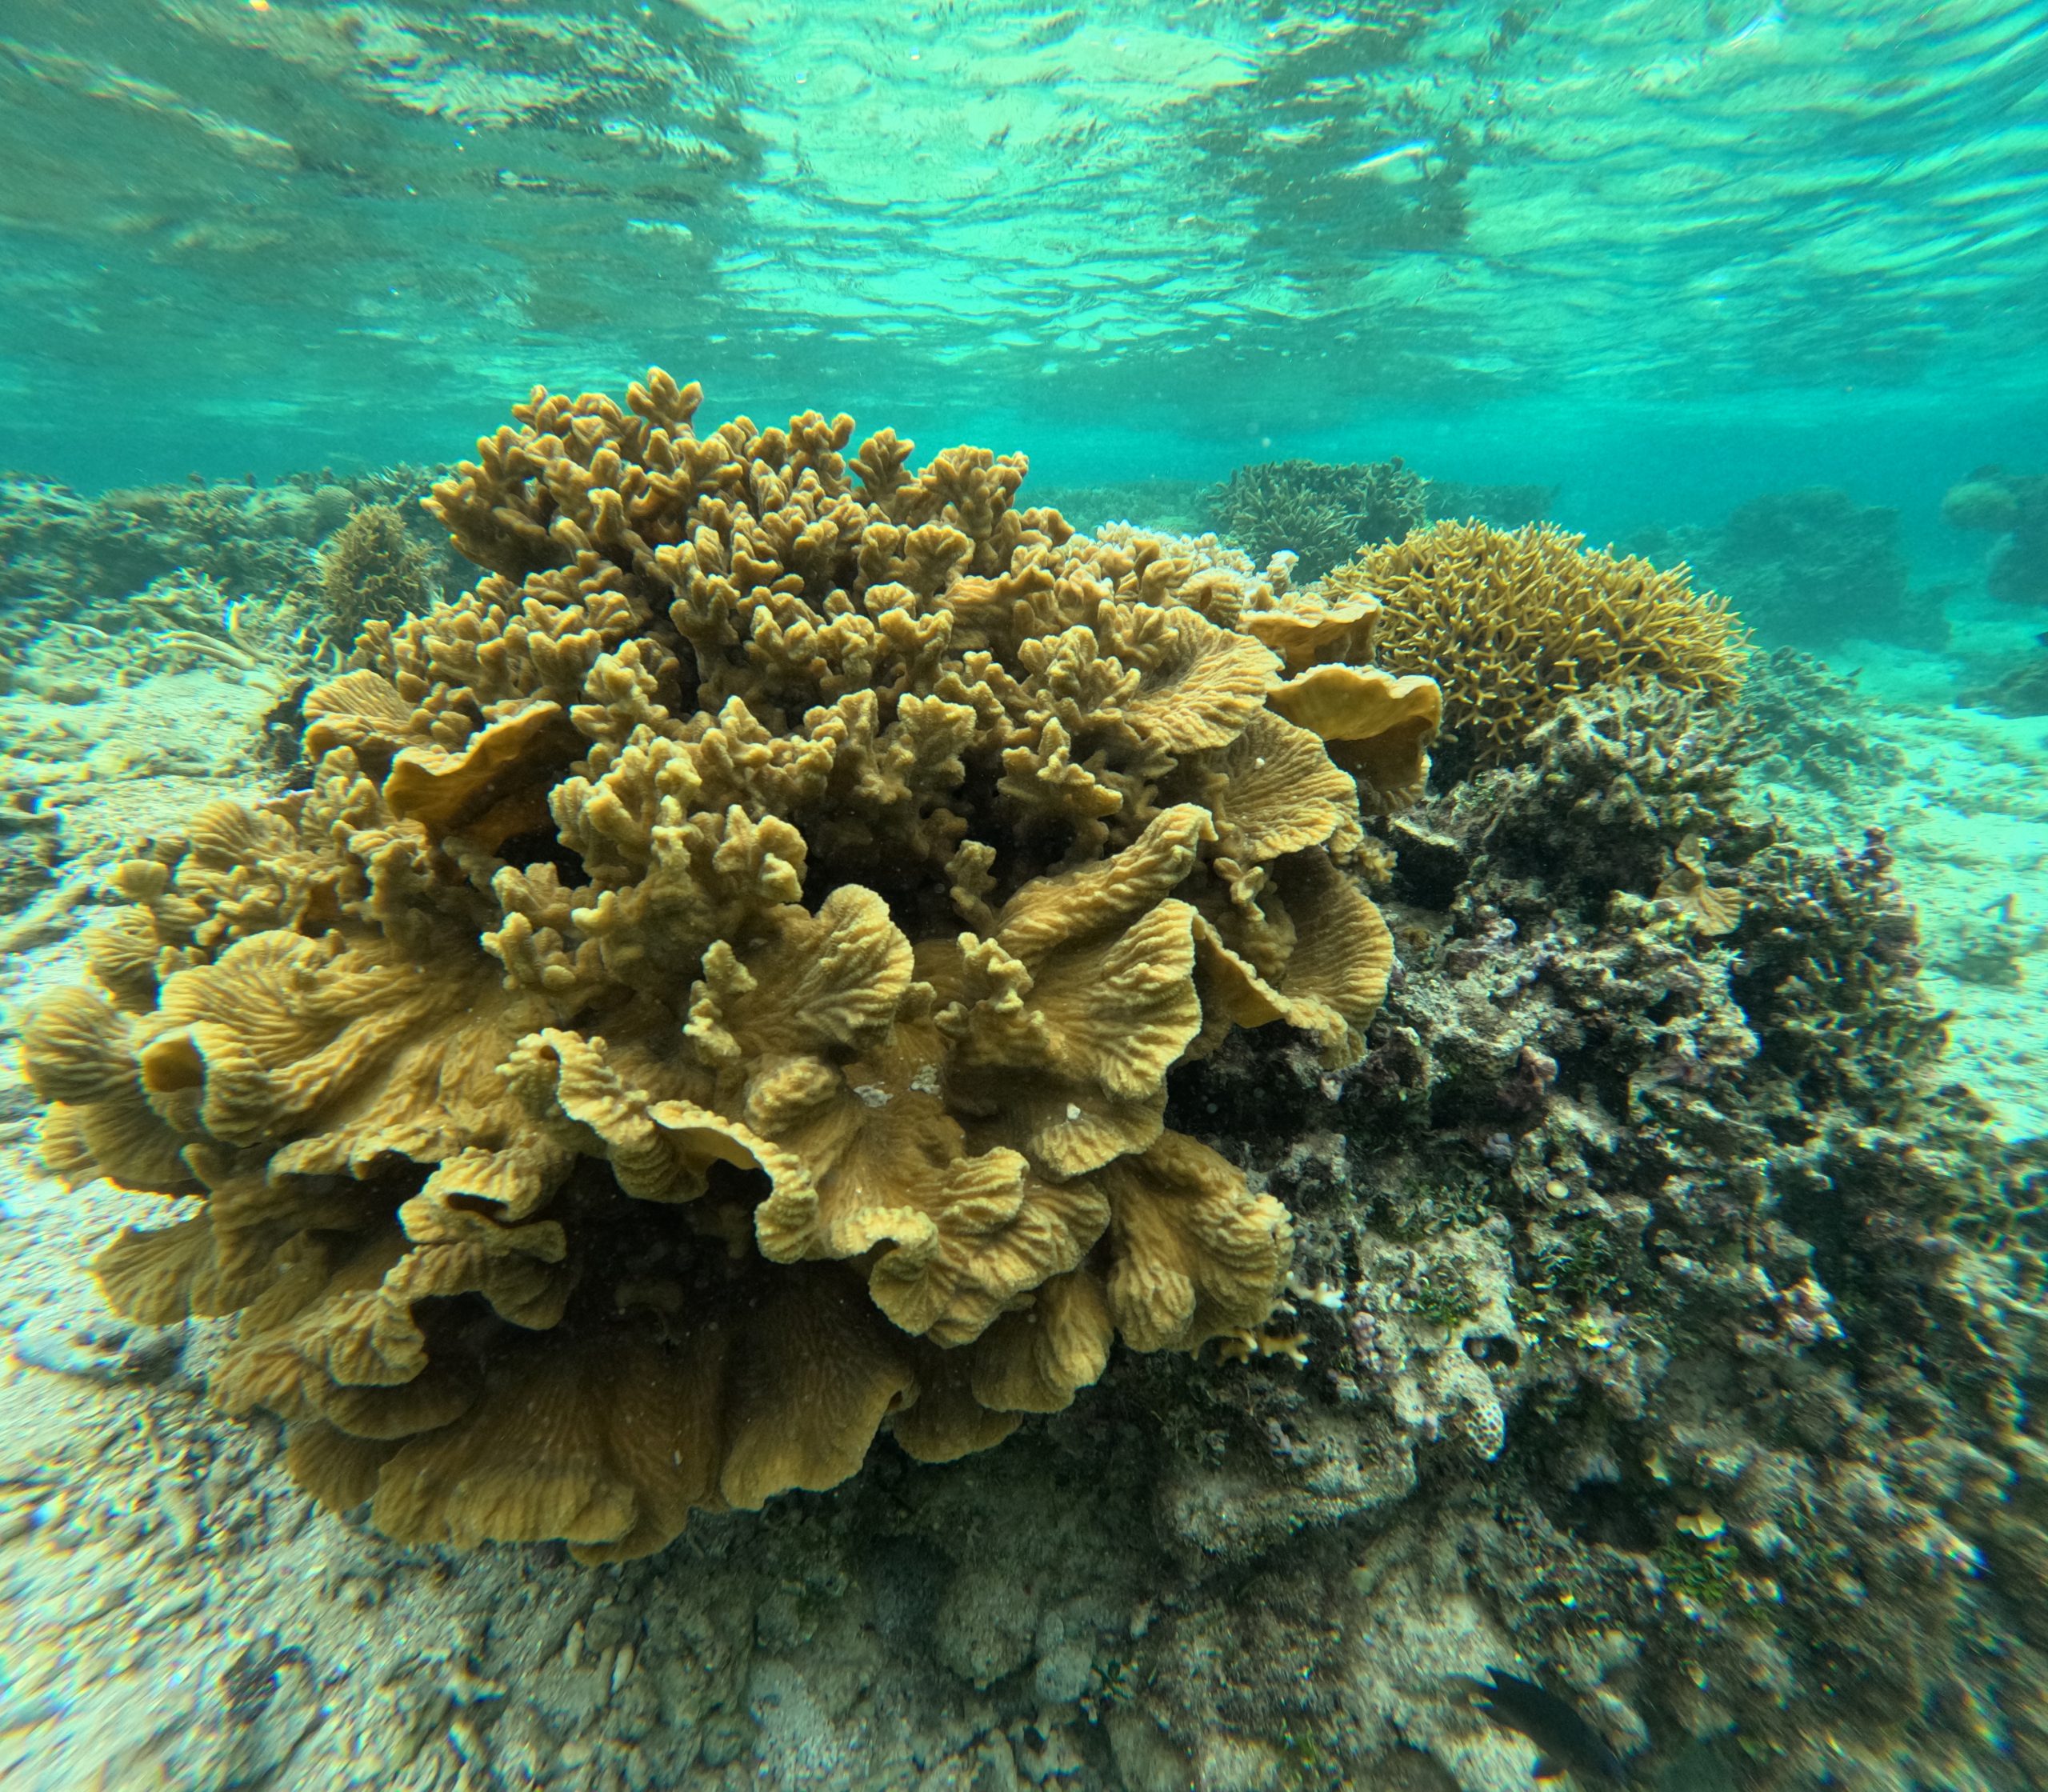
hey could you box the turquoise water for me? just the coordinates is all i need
[4,0,2045,548]
[6,9,2048,1792]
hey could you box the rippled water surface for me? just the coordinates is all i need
[2,2,2045,497]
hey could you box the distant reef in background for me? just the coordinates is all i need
[1198,456,1558,583]
[1631,486,1950,654]
[1945,466,2048,609]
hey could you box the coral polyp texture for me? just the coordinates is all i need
[317,501,440,651]
[22,371,1441,1562]
[1322,520,1748,770]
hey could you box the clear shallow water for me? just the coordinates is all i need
[5,10,2048,1791]
[2,0,2044,536]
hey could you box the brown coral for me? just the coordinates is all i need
[1318,521,1746,769]
[23,371,1437,1562]
[318,502,438,652]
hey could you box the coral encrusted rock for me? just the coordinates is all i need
[1097,680,2048,1792]
[1320,520,1748,774]
[1944,465,2048,606]
[21,371,1439,1562]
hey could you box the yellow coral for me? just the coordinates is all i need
[23,372,1438,1562]
[318,503,438,652]
[1317,521,1746,767]
[1656,833,1743,936]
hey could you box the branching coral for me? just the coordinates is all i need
[1202,457,1427,582]
[320,503,439,652]
[1319,521,1748,771]
[22,371,1439,1562]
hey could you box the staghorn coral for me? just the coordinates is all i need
[1198,458,1559,591]
[1320,520,1748,774]
[21,370,1439,1563]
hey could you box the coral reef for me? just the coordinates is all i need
[1314,520,1748,774]
[7,578,2044,1792]
[1634,487,1938,650]
[1960,641,2048,717]
[1943,466,2048,606]
[11,397,2046,1792]
[1106,681,2048,1790]
[1732,648,2048,1145]
[1738,646,1909,795]
[0,473,314,612]
[0,466,461,687]
[1197,458,1558,589]
[1202,456,1429,582]
[318,502,441,652]
[22,373,1441,1564]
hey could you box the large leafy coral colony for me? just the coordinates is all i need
[23,373,1446,1561]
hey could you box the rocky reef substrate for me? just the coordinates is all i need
[2,674,2042,1792]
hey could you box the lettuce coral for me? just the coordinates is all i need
[1318,520,1747,770]
[23,372,1438,1562]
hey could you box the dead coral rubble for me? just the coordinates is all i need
[22,372,1442,1563]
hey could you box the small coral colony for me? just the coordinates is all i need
[14,374,2048,1783]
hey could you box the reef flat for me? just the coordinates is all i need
[0,385,2044,1792]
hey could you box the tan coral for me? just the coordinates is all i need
[1658,834,1744,936]
[22,372,1442,1561]
[1320,520,1747,767]
[1268,665,1444,815]
[318,502,438,654]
